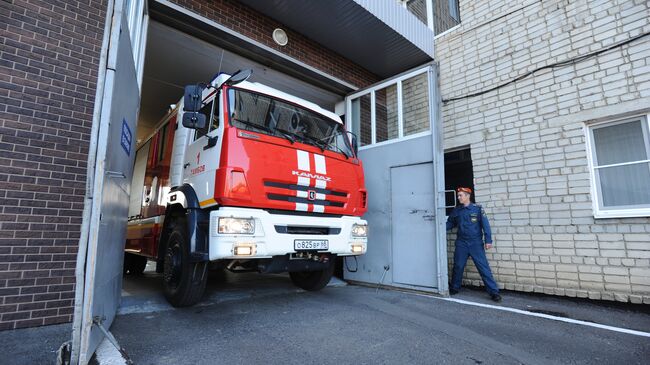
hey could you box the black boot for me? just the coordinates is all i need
[490,293,502,302]
[449,288,459,295]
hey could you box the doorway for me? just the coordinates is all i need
[444,147,474,214]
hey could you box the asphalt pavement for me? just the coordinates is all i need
[112,271,649,365]
[1,270,649,364]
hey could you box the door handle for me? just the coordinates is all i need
[183,163,190,169]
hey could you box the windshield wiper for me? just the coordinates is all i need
[232,118,274,134]
[273,127,296,144]
[299,134,328,152]
[324,142,349,159]
[233,118,297,145]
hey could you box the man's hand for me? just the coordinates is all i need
[485,243,493,250]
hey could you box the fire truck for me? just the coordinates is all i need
[124,70,368,307]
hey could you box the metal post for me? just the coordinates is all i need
[429,63,449,294]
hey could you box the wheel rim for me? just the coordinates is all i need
[163,243,182,289]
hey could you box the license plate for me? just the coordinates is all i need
[294,239,329,251]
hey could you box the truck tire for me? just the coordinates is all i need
[123,253,147,275]
[289,261,335,291]
[162,219,207,307]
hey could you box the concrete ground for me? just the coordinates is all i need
[1,267,649,364]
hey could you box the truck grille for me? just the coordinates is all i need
[264,181,347,208]
[274,226,342,235]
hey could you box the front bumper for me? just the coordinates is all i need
[208,207,367,260]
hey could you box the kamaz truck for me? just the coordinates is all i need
[124,70,368,306]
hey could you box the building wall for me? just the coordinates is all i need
[436,0,650,303]
[0,0,107,330]
[0,0,380,330]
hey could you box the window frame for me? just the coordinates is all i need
[345,66,432,151]
[585,114,650,218]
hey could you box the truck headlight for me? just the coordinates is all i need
[218,217,255,234]
[351,223,368,237]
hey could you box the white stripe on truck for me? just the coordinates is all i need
[297,150,310,171]
[314,154,326,174]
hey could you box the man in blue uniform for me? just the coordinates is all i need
[446,187,501,302]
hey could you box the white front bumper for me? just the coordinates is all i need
[208,207,367,260]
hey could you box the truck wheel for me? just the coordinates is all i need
[162,219,207,307]
[123,253,147,275]
[289,261,335,291]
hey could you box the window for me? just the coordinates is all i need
[406,0,428,25]
[228,88,354,158]
[403,0,461,34]
[347,67,432,149]
[194,98,218,140]
[448,0,460,22]
[586,115,650,218]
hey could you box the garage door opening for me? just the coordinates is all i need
[72,4,359,362]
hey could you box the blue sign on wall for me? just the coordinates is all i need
[121,118,132,156]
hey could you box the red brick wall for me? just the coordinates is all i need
[0,0,106,330]
[168,0,380,88]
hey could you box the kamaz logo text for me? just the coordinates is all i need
[292,170,331,182]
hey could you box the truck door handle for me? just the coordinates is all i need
[183,163,190,169]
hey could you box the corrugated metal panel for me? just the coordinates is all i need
[354,0,435,56]
[237,0,434,78]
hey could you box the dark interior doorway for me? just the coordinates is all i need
[444,147,474,215]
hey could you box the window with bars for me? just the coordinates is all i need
[586,115,650,218]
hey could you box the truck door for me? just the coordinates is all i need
[69,0,147,363]
[183,94,223,206]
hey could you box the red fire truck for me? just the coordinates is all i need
[124,70,368,307]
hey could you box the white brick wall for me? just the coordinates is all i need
[437,0,650,303]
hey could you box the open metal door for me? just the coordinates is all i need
[342,63,448,293]
[69,0,146,363]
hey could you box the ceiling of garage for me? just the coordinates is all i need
[237,0,434,78]
[138,21,343,142]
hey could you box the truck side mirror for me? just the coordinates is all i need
[182,84,206,130]
[183,84,204,112]
[224,69,253,86]
[182,112,206,130]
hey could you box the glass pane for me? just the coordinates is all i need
[229,89,353,157]
[195,100,213,140]
[434,0,461,34]
[402,73,430,136]
[593,120,648,166]
[406,0,427,26]
[598,163,650,208]
[375,85,398,143]
[350,94,371,146]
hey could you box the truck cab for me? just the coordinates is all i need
[125,70,368,306]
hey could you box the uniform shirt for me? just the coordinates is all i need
[446,203,492,244]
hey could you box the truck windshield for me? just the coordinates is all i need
[228,88,354,158]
